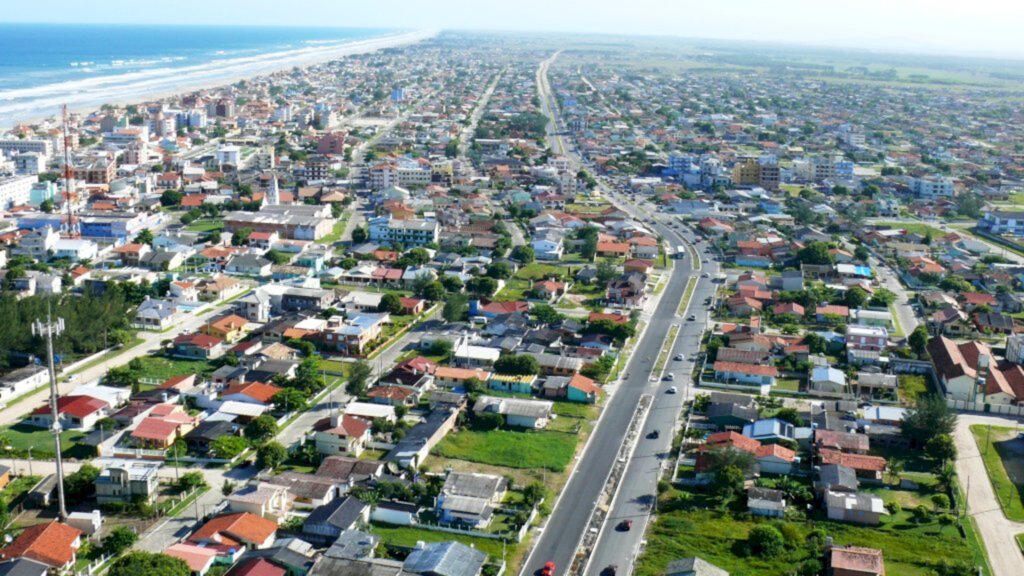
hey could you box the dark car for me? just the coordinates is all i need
[647,430,660,439]
[617,520,633,531]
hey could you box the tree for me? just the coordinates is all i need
[351,226,368,243]
[474,412,504,431]
[909,325,929,355]
[265,249,291,265]
[710,464,746,503]
[493,354,540,376]
[222,479,237,497]
[101,526,139,556]
[244,415,278,444]
[211,435,249,459]
[378,292,403,314]
[926,433,958,463]
[421,281,446,302]
[869,288,896,307]
[845,286,868,308]
[272,388,308,413]
[510,245,534,264]
[773,407,806,427]
[257,441,288,471]
[748,525,785,558]
[347,361,372,396]
[64,464,100,500]
[427,338,453,359]
[231,227,253,246]
[443,294,469,323]
[486,262,513,280]
[595,261,619,284]
[531,303,563,324]
[522,482,547,507]
[105,364,140,389]
[854,245,870,261]
[178,471,207,491]
[160,189,184,207]
[39,199,55,213]
[109,552,191,576]
[797,241,834,265]
[466,277,498,298]
[440,275,464,293]
[803,332,827,354]
[445,138,460,158]
[134,229,155,246]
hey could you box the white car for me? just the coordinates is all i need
[666,386,678,394]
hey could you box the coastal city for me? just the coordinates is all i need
[1,15,1024,576]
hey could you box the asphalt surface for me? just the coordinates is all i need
[584,215,718,576]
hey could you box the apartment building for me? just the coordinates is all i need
[368,215,440,247]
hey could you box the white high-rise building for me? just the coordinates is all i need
[0,174,38,209]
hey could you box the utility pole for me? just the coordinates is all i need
[32,313,68,521]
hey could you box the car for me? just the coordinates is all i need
[701,272,710,278]
[647,430,660,439]
[617,520,633,531]
[649,375,659,382]
[674,353,684,361]
[664,373,675,381]
[541,562,555,576]
[603,566,618,576]
[667,386,678,394]
[688,314,696,321]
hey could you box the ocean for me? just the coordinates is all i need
[0,23,403,128]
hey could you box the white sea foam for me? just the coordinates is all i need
[0,30,436,128]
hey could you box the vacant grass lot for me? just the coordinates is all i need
[516,263,574,281]
[134,355,217,382]
[970,424,1024,521]
[433,428,577,472]
[897,375,930,405]
[636,487,982,576]
[873,221,946,239]
[3,423,89,458]
[370,522,507,558]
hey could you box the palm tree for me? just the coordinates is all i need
[887,457,906,486]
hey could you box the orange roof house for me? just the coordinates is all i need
[188,512,278,554]
[0,522,82,568]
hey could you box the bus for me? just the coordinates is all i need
[676,245,687,259]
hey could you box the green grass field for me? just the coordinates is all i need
[515,263,575,281]
[970,424,1024,521]
[133,356,217,382]
[897,375,931,405]
[874,221,946,239]
[433,428,578,471]
[369,522,508,558]
[185,220,224,233]
[2,423,88,458]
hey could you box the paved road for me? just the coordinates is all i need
[0,294,251,427]
[459,68,505,160]
[953,413,1024,576]
[521,52,701,576]
[276,307,439,449]
[585,212,717,576]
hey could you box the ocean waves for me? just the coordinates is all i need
[0,29,434,128]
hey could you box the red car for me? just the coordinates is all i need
[541,562,555,576]
[617,519,633,531]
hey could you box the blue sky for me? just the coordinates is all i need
[4,0,1024,59]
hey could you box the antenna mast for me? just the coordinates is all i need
[32,313,69,521]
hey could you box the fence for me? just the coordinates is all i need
[75,553,112,576]
[948,398,1024,417]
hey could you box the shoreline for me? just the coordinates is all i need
[0,29,438,130]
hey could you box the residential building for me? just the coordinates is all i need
[980,210,1024,237]
[95,460,161,504]
[367,216,440,247]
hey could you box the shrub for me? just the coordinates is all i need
[748,525,785,558]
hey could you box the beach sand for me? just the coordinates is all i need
[1,29,438,129]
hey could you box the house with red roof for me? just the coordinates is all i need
[474,299,529,317]
[130,404,197,448]
[188,512,278,558]
[165,543,218,576]
[172,333,226,360]
[713,361,778,392]
[623,259,653,274]
[225,558,287,576]
[0,522,82,569]
[819,449,887,481]
[772,302,805,317]
[26,395,109,430]
[222,382,283,406]
[566,373,601,403]
[313,415,372,457]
